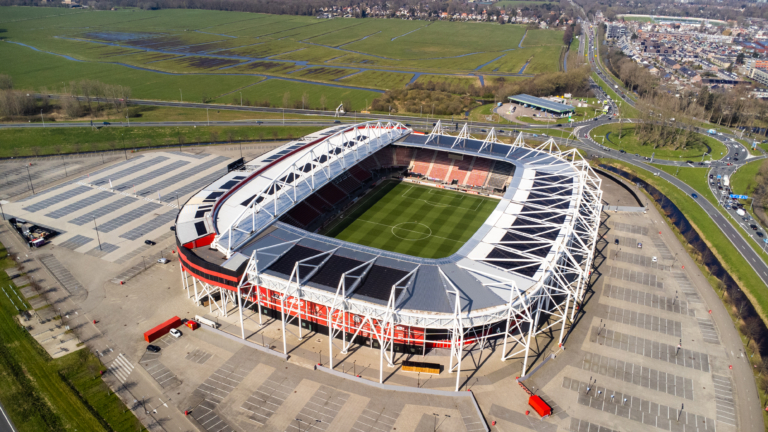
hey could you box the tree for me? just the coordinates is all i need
[210,131,219,143]
[0,74,12,90]
[736,52,745,65]
[320,94,327,110]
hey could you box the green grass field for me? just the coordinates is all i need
[324,181,497,258]
[0,6,565,90]
[591,123,726,160]
[0,242,143,432]
[731,159,767,196]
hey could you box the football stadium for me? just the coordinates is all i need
[175,121,602,389]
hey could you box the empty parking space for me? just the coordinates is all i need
[185,348,213,364]
[352,400,403,432]
[290,385,350,431]
[591,326,710,372]
[603,265,664,289]
[563,377,714,431]
[712,374,737,427]
[603,284,694,317]
[600,305,682,337]
[241,371,299,426]
[140,350,181,389]
[697,319,720,345]
[613,222,649,236]
[612,250,671,271]
[580,353,694,400]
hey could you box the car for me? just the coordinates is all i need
[691,193,698,199]
[718,186,723,190]
[333,120,341,124]
[144,240,156,246]
[146,345,161,353]
[619,150,626,154]
[718,132,723,136]
[734,158,739,161]
[157,258,169,264]
[652,256,657,263]
[481,129,487,133]
[542,133,548,137]
[685,160,694,165]
[103,121,110,125]
[169,328,182,338]
[709,174,713,179]
[614,238,619,245]
[637,242,642,249]
[758,232,764,238]
[751,224,758,230]
[404,123,411,127]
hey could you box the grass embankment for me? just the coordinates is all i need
[0,242,143,432]
[0,125,323,157]
[591,123,726,160]
[731,159,768,222]
[596,159,768,429]
[649,164,717,206]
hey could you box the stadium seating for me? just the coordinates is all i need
[375,147,395,168]
[465,157,492,187]
[334,174,362,194]
[411,150,434,176]
[306,194,331,212]
[359,155,380,172]
[285,202,321,227]
[394,146,413,167]
[349,164,372,183]
[429,152,453,182]
[317,183,346,205]
[446,155,472,184]
[487,161,515,189]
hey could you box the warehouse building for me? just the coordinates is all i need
[507,94,576,115]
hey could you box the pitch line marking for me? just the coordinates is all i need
[391,222,432,241]
[356,219,464,243]
[401,185,483,211]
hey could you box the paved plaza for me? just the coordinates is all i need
[0,150,760,432]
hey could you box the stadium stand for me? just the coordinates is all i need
[334,173,362,194]
[487,161,515,189]
[446,154,472,184]
[428,152,453,182]
[376,147,395,168]
[284,202,321,227]
[465,157,492,187]
[359,155,380,172]
[306,194,332,212]
[349,165,372,183]
[411,149,435,176]
[394,146,413,167]
[317,183,346,205]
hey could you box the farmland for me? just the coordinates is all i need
[0,6,569,103]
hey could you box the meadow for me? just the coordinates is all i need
[0,6,568,99]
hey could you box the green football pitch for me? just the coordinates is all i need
[323,181,499,259]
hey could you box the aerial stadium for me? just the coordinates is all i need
[174,120,602,390]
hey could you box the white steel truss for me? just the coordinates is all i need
[183,128,602,381]
[213,121,410,257]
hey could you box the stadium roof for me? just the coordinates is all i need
[508,94,575,113]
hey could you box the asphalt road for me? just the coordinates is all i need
[0,401,15,432]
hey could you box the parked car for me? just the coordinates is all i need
[637,242,642,249]
[169,328,182,338]
[157,257,169,264]
[146,345,161,353]
[652,256,657,263]
[614,238,619,245]
[144,240,156,246]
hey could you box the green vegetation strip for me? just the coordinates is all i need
[597,159,768,327]
[0,242,143,432]
[326,181,497,259]
[590,123,726,160]
[0,125,323,158]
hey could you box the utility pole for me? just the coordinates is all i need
[240,92,243,107]
[41,109,45,127]
[207,108,210,126]
[180,88,182,103]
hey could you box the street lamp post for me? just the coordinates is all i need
[25,165,35,194]
[94,218,102,251]
[179,89,182,103]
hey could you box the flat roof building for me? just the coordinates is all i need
[508,94,576,114]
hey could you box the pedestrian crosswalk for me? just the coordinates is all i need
[109,353,135,383]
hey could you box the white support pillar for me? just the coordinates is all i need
[238,286,245,340]
[280,294,288,355]
[559,292,571,346]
